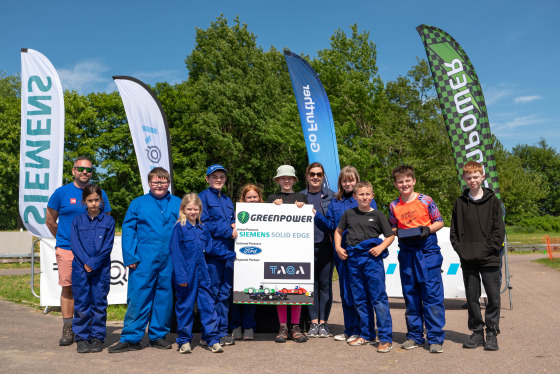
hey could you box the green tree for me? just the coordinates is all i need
[0,72,21,229]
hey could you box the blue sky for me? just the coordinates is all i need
[1,0,558,151]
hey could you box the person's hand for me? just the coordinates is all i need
[295,201,304,208]
[231,223,236,229]
[84,264,93,272]
[312,208,316,216]
[232,228,238,239]
[369,245,383,257]
[127,262,138,269]
[419,226,431,239]
[273,199,283,205]
[335,246,348,260]
[179,283,188,287]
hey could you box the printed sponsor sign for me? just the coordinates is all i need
[233,203,314,305]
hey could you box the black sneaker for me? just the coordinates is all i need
[484,332,499,351]
[149,339,172,349]
[219,335,235,346]
[463,332,484,349]
[76,340,91,354]
[108,341,142,353]
[89,338,104,353]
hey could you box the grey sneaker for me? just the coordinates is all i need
[318,323,330,338]
[307,323,320,338]
[333,333,349,341]
[220,335,235,346]
[232,326,243,340]
[484,332,499,351]
[463,332,484,349]
[179,342,192,354]
[429,344,444,353]
[401,339,421,350]
[243,328,255,340]
[209,343,223,353]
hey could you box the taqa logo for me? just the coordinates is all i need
[70,198,77,204]
[110,260,128,286]
[264,262,311,280]
[237,211,250,224]
[239,246,262,255]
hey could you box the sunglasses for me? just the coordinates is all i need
[309,172,324,178]
[74,167,93,173]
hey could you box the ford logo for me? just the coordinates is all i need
[239,246,262,255]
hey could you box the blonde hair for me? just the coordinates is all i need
[238,184,264,203]
[178,193,202,226]
[335,166,360,200]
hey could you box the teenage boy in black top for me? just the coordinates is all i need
[450,161,505,351]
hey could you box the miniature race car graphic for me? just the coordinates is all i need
[243,285,286,300]
[279,286,307,295]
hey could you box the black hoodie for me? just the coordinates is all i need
[450,188,505,268]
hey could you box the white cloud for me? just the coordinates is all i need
[492,114,549,133]
[482,83,515,106]
[132,69,184,86]
[58,59,110,94]
[514,95,542,104]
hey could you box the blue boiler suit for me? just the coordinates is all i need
[398,234,445,345]
[120,191,182,344]
[199,187,236,338]
[170,221,236,346]
[70,211,115,342]
[315,195,377,337]
[346,238,392,343]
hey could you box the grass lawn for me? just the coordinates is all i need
[533,257,560,271]
[506,230,560,246]
[0,262,39,269]
[0,274,127,320]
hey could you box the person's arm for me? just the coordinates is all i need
[121,200,140,268]
[369,236,394,257]
[487,197,506,252]
[200,193,234,238]
[46,207,59,237]
[334,228,348,260]
[86,218,116,272]
[205,230,236,261]
[169,224,190,286]
[370,214,395,257]
[450,200,459,249]
[70,216,90,268]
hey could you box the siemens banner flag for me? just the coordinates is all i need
[113,76,174,193]
[284,50,340,192]
[20,49,65,238]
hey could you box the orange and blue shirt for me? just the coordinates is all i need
[388,194,443,229]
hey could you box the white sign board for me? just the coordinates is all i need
[40,237,128,306]
[233,203,314,305]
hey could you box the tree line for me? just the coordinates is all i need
[1,16,558,231]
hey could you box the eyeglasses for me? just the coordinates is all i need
[150,181,169,186]
[309,172,324,178]
[74,167,93,173]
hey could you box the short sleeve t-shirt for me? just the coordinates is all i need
[47,183,111,250]
[388,193,443,229]
[266,192,308,205]
[338,208,393,247]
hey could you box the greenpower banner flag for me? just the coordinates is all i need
[417,25,500,198]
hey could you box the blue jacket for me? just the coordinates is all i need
[70,211,115,273]
[121,191,182,267]
[169,221,236,286]
[315,194,378,233]
[199,187,236,256]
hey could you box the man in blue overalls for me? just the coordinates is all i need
[108,167,181,353]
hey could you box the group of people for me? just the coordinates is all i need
[46,156,505,355]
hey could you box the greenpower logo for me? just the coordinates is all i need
[237,211,250,224]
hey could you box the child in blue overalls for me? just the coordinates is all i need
[70,184,115,353]
[170,193,236,354]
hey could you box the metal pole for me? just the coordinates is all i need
[500,233,513,310]
[30,238,41,299]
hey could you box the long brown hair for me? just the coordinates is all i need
[335,166,360,200]
[305,162,325,188]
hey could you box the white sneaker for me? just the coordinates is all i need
[333,333,349,341]
[210,343,224,353]
[347,334,360,342]
[179,343,192,354]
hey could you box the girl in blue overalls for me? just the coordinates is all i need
[70,184,115,353]
[170,193,236,354]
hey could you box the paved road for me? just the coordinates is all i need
[1,254,558,373]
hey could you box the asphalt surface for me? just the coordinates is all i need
[1,254,558,373]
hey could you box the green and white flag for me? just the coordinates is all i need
[417,25,500,197]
